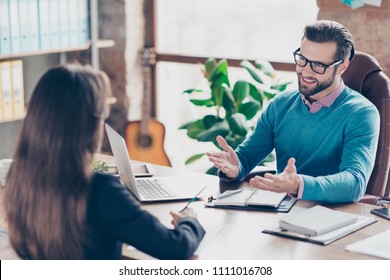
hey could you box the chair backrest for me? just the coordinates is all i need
[342,51,390,200]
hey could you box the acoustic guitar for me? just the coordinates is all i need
[125,48,171,167]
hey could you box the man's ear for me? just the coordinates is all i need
[338,60,350,75]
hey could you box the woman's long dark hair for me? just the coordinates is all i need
[4,64,110,259]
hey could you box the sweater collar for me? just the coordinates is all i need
[301,80,345,114]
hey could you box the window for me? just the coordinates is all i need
[154,0,318,171]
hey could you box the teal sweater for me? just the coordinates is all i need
[236,87,380,203]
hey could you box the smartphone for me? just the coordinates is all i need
[371,207,390,220]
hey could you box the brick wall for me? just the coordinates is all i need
[317,0,390,76]
[97,0,131,152]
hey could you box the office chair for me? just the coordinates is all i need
[342,51,390,204]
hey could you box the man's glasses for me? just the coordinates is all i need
[293,48,343,75]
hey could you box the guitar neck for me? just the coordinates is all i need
[140,48,156,135]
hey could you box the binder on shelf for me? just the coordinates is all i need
[68,0,79,47]
[58,0,70,48]
[49,0,61,49]
[0,61,14,120]
[0,0,11,55]
[10,60,24,118]
[0,68,3,121]
[28,0,40,52]
[9,0,21,54]
[18,0,30,53]
[38,0,51,50]
[78,0,89,45]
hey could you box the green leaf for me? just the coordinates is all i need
[206,166,218,176]
[238,101,261,120]
[210,84,225,108]
[224,133,247,150]
[204,58,217,78]
[92,160,108,172]
[222,93,235,119]
[232,80,249,105]
[186,119,205,139]
[263,90,278,100]
[178,120,194,129]
[255,58,275,77]
[196,120,229,142]
[248,83,263,108]
[210,59,230,87]
[257,83,280,100]
[183,88,203,94]
[240,60,263,84]
[203,115,222,129]
[185,153,206,165]
[271,81,292,91]
[221,84,236,118]
[228,113,249,136]
[189,98,214,107]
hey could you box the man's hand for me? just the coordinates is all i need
[249,158,300,195]
[206,135,240,179]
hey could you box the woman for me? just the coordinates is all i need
[4,64,205,259]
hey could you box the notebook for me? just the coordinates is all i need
[105,123,206,202]
[213,188,286,207]
[205,187,296,212]
[278,205,359,236]
[263,215,376,246]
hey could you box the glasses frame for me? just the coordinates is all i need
[293,48,344,75]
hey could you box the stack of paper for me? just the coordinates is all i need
[345,229,390,259]
[279,205,359,236]
[0,159,13,187]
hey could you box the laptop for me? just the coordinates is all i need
[105,123,206,202]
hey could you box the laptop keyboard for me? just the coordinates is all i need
[136,178,176,199]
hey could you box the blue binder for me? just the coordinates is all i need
[28,0,40,52]
[68,0,79,47]
[58,0,70,48]
[0,0,11,55]
[38,0,51,50]
[49,0,61,49]
[78,0,89,45]
[18,0,30,53]
[9,0,21,54]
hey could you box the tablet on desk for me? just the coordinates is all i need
[132,163,155,177]
[108,163,155,178]
[371,208,390,220]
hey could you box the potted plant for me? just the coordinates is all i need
[180,58,291,174]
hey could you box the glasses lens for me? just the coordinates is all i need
[310,62,326,74]
[294,53,307,67]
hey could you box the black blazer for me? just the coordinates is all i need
[85,173,205,259]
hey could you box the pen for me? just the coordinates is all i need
[215,189,243,200]
[179,186,207,213]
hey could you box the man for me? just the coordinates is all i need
[207,20,380,203]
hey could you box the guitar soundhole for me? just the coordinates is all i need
[138,134,153,148]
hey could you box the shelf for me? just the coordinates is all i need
[0,40,115,60]
[0,116,25,124]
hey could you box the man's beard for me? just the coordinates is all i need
[298,70,336,97]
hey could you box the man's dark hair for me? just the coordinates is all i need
[303,20,355,62]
